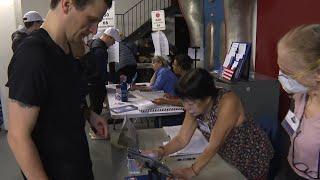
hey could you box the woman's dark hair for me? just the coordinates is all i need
[50,0,112,10]
[174,54,193,72]
[175,68,219,100]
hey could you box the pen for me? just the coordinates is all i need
[291,117,296,123]
[177,157,196,161]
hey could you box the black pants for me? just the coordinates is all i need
[88,83,107,115]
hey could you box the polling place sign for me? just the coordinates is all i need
[151,10,166,31]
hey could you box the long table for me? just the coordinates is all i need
[109,128,246,180]
[106,84,184,120]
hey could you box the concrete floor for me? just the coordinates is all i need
[0,115,156,180]
[0,130,21,180]
[0,126,114,180]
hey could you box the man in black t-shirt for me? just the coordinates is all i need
[6,0,112,179]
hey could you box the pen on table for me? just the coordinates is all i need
[177,157,196,161]
[290,117,296,123]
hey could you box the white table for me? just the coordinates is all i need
[110,128,246,180]
[106,84,183,120]
[106,84,184,132]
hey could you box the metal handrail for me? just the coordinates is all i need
[115,0,172,37]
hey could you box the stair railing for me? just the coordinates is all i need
[116,0,172,37]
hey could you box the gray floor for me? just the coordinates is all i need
[0,116,156,180]
[0,126,113,180]
[0,130,21,180]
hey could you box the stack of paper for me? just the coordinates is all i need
[163,125,208,156]
[131,91,165,101]
[131,91,184,113]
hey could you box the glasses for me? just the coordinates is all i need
[292,130,320,179]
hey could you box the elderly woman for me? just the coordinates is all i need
[277,24,320,179]
[144,69,274,179]
[153,54,193,106]
[132,56,178,96]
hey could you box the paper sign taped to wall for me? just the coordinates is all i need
[151,10,166,31]
[108,41,119,63]
[98,0,115,30]
[152,31,169,56]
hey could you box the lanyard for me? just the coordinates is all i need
[292,95,320,179]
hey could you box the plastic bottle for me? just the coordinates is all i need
[120,80,128,102]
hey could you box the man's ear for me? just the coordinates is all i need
[61,0,72,14]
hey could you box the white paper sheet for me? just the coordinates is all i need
[188,47,204,61]
[152,31,169,57]
[107,41,119,63]
[231,61,239,70]
[163,125,208,156]
[238,43,247,56]
[223,54,232,68]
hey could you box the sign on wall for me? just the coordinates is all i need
[152,31,169,56]
[151,10,166,31]
[98,0,115,30]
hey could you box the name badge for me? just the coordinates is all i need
[281,110,300,136]
[198,120,211,134]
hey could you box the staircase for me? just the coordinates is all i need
[116,0,179,42]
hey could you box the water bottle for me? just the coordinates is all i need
[120,81,128,102]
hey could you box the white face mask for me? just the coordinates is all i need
[278,70,308,94]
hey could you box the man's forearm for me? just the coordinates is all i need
[7,135,48,180]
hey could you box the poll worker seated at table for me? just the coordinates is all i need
[153,54,193,107]
[143,68,274,180]
[131,56,178,96]
[276,24,320,180]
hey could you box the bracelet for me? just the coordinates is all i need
[191,163,199,176]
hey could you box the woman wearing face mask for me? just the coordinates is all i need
[143,69,274,179]
[277,24,320,179]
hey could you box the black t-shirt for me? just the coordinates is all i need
[6,29,93,180]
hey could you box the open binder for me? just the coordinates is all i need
[131,91,184,113]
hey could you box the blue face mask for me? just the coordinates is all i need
[278,70,308,94]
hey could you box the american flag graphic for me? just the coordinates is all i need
[222,68,234,80]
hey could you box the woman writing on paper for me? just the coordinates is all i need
[152,54,193,107]
[143,69,273,179]
[131,56,178,96]
[277,24,320,179]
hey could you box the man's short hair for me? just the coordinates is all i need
[24,21,43,29]
[50,0,112,10]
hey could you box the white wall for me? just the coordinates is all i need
[0,0,19,130]
[21,0,49,23]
